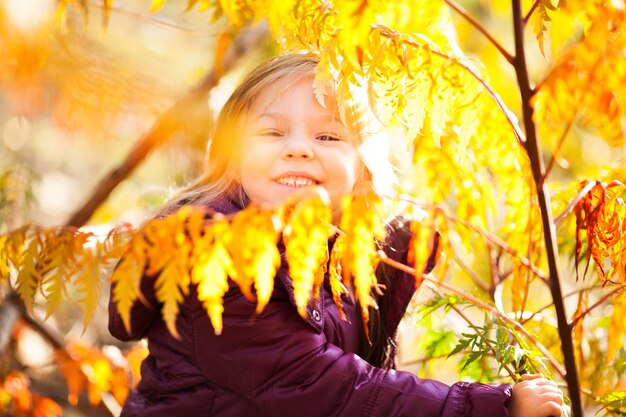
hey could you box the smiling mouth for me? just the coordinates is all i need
[275,176,320,187]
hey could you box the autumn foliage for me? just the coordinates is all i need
[1,0,626,416]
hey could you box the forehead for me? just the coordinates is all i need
[250,77,340,119]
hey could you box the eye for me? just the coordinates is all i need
[317,133,341,142]
[258,130,284,137]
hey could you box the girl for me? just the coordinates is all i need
[109,53,564,417]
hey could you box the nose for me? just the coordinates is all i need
[281,133,314,160]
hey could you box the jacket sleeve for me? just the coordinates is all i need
[189,284,512,417]
[378,218,439,334]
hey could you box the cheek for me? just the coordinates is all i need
[332,153,360,194]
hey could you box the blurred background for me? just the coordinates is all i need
[1,1,623,415]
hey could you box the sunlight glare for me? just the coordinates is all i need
[2,0,55,30]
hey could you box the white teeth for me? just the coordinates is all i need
[276,176,317,187]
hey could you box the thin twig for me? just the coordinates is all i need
[452,252,491,293]
[569,285,626,330]
[542,122,573,186]
[524,0,542,24]
[553,180,597,226]
[378,251,566,377]
[444,0,514,64]
[486,241,501,299]
[521,283,599,324]
[86,1,221,36]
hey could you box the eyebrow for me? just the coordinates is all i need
[256,111,344,125]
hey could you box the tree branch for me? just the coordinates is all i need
[0,292,21,352]
[511,0,583,415]
[444,0,514,64]
[66,23,269,228]
[4,289,117,415]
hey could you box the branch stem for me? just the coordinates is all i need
[511,0,583,414]
[524,0,542,24]
[444,0,514,64]
[543,121,573,185]
[569,285,626,330]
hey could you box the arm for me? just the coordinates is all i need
[378,218,438,333]
[189,283,512,417]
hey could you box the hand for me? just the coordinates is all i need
[507,374,564,417]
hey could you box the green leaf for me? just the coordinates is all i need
[597,391,626,416]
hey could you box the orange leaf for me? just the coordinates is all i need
[31,395,62,417]
[408,212,435,289]
[125,345,149,389]
[55,351,86,406]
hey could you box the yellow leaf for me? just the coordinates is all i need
[328,236,348,321]
[529,0,555,57]
[283,189,333,317]
[228,207,282,313]
[339,194,385,334]
[125,345,149,389]
[16,238,42,314]
[75,249,101,329]
[39,231,71,319]
[110,237,147,333]
[102,224,133,260]
[155,259,189,339]
[149,0,167,13]
[0,229,26,283]
[0,235,9,282]
[191,219,233,335]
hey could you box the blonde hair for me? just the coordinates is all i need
[167,53,396,211]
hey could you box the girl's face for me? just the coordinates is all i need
[238,78,361,216]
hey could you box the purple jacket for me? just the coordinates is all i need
[109,197,512,417]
